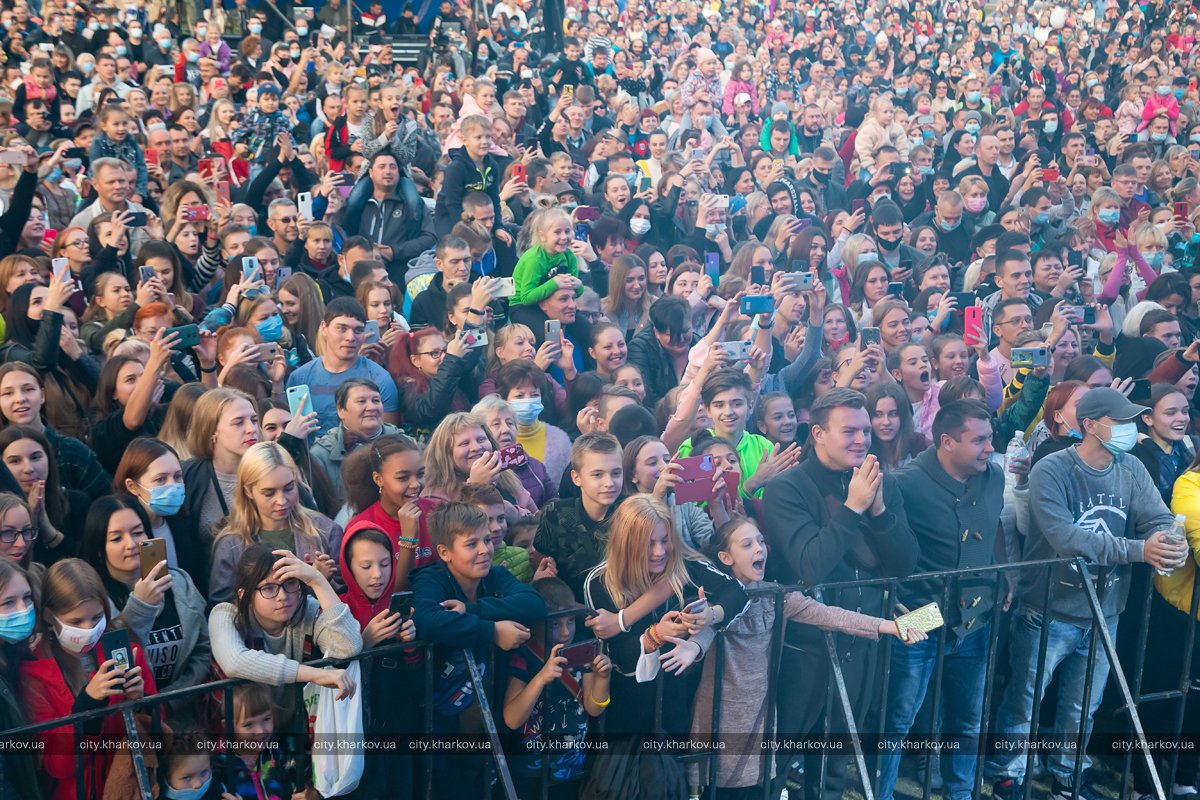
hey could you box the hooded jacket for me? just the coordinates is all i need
[433,146,505,237]
[339,517,398,631]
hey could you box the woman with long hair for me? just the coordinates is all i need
[1030,380,1089,465]
[209,442,341,604]
[581,495,746,738]
[0,425,78,557]
[114,437,210,594]
[0,559,42,797]
[866,382,921,471]
[209,544,361,739]
[180,388,261,546]
[423,412,535,514]
[156,382,209,462]
[478,323,572,418]
[601,253,654,338]
[89,335,175,473]
[20,559,157,800]
[135,239,202,320]
[1,280,98,443]
[76,495,210,693]
[278,272,324,365]
[388,326,481,441]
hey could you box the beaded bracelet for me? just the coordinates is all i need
[396,537,419,551]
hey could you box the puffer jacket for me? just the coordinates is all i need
[854,116,910,173]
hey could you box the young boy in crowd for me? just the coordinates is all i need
[212,684,296,800]
[231,83,295,163]
[534,432,625,598]
[161,744,238,800]
[435,114,505,236]
[460,482,533,582]
[503,577,612,798]
[676,368,801,499]
[412,502,548,799]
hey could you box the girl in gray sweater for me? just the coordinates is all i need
[689,517,919,793]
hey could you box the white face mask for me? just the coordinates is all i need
[630,217,652,236]
[54,614,106,654]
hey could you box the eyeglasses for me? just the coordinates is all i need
[416,348,446,359]
[65,239,88,249]
[0,526,37,544]
[999,316,1034,327]
[272,216,298,224]
[256,577,301,598]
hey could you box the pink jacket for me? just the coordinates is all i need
[721,79,760,115]
[441,93,509,157]
[680,70,723,110]
[1139,95,1180,133]
[1115,100,1143,135]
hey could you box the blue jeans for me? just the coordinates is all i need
[877,622,991,800]
[986,609,1116,785]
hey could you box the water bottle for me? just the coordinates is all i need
[1157,513,1188,577]
[1004,431,1028,474]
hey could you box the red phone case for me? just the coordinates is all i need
[559,639,601,668]
[673,455,719,504]
[964,306,983,346]
[497,444,527,469]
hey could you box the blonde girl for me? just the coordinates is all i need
[511,208,582,306]
[209,441,341,604]
[422,412,533,512]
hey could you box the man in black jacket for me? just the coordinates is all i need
[349,152,436,283]
[762,387,918,800]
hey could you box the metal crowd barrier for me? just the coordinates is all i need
[0,558,1192,800]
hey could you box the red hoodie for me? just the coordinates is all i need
[338,517,399,631]
[344,498,440,595]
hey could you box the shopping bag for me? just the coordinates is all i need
[308,661,364,796]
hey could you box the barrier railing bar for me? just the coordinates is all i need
[872,581,893,796]
[464,648,517,800]
[122,707,154,800]
[1022,563,1055,800]
[973,568,1007,799]
[813,586,875,800]
[1076,557,1165,800]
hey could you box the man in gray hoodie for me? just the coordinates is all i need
[986,387,1188,800]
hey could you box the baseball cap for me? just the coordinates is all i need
[1074,387,1149,423]
[734,92,752,105]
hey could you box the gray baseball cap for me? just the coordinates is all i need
[1075,387,1148,423]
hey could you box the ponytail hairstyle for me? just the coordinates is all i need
[341,433,423,515]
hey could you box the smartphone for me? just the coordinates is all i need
[42,228,57,244]
[126,211,148,227]
[559,639,602,669]
[690,148,705,162]
[851,198,866,214]
[860,326,881,350]
[496,443,528,469]
[887,281,905,298]
[274,266,293,289]
[740,295,775,315]
[144,149,158,166]
[713,194,730,209]
[197,158,214,179]
[388,591,413,619]
[139,539,168,579]
[574,223,590,242]
[297,191,313,221]
[243,256,262,283]
[0,150,24,165]
[101,629,132,673]
[258,342,280,362]
[286,384,312,417]
[750,265,765,286]
[1176,202,1190,223]
[51,257,71,283]
[639,174,652,192]
[891,161,913,177]
[950,291,976,310]
[1010,346,1049,368]
[363,319,380,345]
[63,147,86,159]
[715,340,752,362]
[963,306,984,345]
[794,271,814,291]
[673,454,719,504]
[1067,250,1084,269]
[183,206,210,222]
[704,252,721,285]
[512,163,526,183]
[217,181,231,204]
[164,323,200,351]
[545,319,561,341]
[1028,119,1044,132]
[461,328,489,348]
[1041,168,1060,182]
[138,265,157,285]
[1130,378,1152,398]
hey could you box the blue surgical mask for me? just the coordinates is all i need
[964,123,980,134]
[0,605,34,643]
[46,167,63,184]
[1043,120,1058,134]
[966,90,981,104]
[1157,85,1172,97]
[249,23,263,35]
[1100,421,1138,454]
[81,61,94,75]
[64,158,82,172]
[704,223,727,236]
[895,86,908,96]
[918,164,934,176]
[115,45,126,56]
[1086,78,1098,88]
[1176,89,1186,100]
[186,51,200,63]
[936,216,960,232]
[142,483,185,517]
[1067,426,1083,441]
[296,26,308,36]
[256,314,284,342]
[164,775,213,800]
[510,397,544,425]
[1152,132,1168,142]
[1033,211,1050,225]
[1097,208,1120,225]
[246,224,257,236]
[561,202,578,213]
[1142,250,1165,268]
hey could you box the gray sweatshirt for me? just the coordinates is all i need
[1021,446,1173,624]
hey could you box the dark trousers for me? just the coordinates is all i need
[1134,591,1200,792]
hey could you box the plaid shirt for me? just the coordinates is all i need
[44,426,111,500]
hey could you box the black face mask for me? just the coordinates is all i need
[812,169,831,183]
[876,233,903,250]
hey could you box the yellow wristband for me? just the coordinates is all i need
[589,694,611,708]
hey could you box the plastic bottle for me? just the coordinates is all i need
[1004,431,1028,474]
[1157,513,1188,577]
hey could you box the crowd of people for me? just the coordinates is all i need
[0,0,1192,798]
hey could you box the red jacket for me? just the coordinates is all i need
[21,642,158,800]
[345,498,440,576]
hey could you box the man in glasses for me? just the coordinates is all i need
[267,198,302,263]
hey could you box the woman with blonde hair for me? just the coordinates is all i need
[422,412,534,513]
[477,322,571,417]
[202,98,237,148]
[157,382,209,462]
[601,253,654,338]
[209,441,341,604]
[581,494,747,738]
[181,388,261,546]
